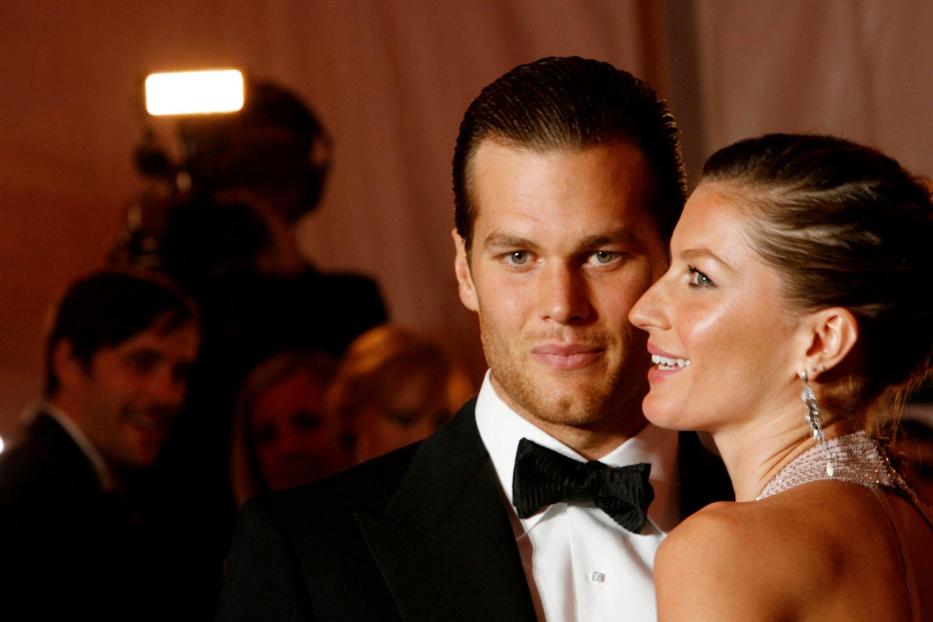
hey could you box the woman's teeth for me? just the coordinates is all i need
[651,354,690,371]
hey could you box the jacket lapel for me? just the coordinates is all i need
[355,400,537,622]
[677,431,733,517]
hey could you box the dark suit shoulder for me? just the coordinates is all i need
[0,413,99,506]
[262,399,481,526]
[220,445,421,622]
[217,402,522,622]
[265,441,421,523]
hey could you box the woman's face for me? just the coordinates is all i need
[251,370,347,491]
[353,404,440,464]
[628,184,807,433]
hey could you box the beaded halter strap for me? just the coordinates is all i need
[757,431,913,501]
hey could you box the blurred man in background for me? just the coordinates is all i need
[0,269,199,621]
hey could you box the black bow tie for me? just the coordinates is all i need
[511,437,654,533]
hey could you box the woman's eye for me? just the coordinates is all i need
[687,266,714,287]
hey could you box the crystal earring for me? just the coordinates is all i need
[799,371,835,477]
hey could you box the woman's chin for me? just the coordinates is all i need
[641,394,691,431]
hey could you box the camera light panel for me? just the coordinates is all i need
[145,69,245,116]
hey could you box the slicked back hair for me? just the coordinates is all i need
[703,133,933,417]
[452,56,686,250]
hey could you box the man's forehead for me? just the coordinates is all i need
[470,136,645,165]
[469,141,657,235]
[469,139,651,196]
[109,319,200,355]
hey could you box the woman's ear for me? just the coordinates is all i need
[452,229,479,312]
[799,307,859,380]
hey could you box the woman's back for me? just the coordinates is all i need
[878,486,933,620]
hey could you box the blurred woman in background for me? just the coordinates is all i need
[231,350,346,505]
[329,325,474,463]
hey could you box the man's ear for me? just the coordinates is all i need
[799,307,859,380]
[452,229,479,312]
[52,339,87,390]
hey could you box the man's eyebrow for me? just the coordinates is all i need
[482,232,537,249]
[482,229,638,251]
[577,229,636,248]
[124,346,162,358]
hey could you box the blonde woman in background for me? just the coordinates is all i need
[231,350,346,506]
[329,325,474,463]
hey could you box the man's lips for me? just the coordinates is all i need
[125,408,176,433]
[530,343,605,370]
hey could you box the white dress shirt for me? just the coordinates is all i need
[475,371,680,622]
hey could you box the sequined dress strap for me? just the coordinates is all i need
[756,432,919,506]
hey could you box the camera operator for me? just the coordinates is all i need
[112,78,387,617]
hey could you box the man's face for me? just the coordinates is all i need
[60,321,199,471]
[454,140,668,449]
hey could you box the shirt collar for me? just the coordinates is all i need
[38,401,116,492]
[475,370,680,532]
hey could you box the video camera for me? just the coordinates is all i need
[111,70,332,274]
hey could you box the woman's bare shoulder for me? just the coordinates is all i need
[655,483,910,621]
[661,494,831,617]
[655,500,798,620]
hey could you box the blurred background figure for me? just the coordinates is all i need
[329,325,473,463]
[231,350,346,506]
[0,270,199,621]
[108,76,388,617]
[897,409,933,505]
[114,77,333,277]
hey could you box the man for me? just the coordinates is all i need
[217,56,729,621]
[0,269,199,620]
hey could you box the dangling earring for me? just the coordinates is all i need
[799,370,835,477]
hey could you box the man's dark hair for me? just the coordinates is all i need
[452,56,686,250]
[44,270,198,397]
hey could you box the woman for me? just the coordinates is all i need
[230,350,346,505]
[629,134,933,621]
[327,324,473,463]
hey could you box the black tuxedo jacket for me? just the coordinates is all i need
[216,399,731,621]
[0,412,183,621]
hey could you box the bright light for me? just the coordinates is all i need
[0,436,5,454]
[145,69,245,116]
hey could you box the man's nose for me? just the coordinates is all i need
[150,369,187,407]
[539,263,592,324]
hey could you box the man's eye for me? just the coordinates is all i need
[590,251,619,265]
[126,351,160,373]
[687,266,714,287]
[506,251,531,265]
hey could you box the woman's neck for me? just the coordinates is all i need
[710,408,858,502]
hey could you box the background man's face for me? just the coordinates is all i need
[454,140,667,440]
[65,321,199,470]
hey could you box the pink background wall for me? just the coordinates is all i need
[2,1,931,434]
